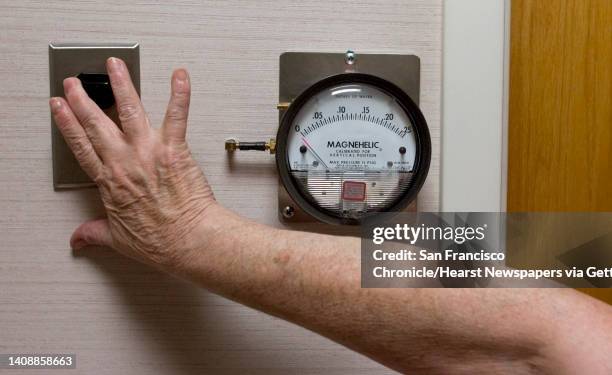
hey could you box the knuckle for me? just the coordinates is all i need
[172,89,190,102]
[68,138,102,180]
[117,102,142,123]
[70,137,91,160]
[80,112,100,130]
[158,147,179,168]
[81,127,103,149]
[165,105,188,122]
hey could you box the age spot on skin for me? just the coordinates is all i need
[273,251,291,266]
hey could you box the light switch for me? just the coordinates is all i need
[77,73,114,110]
[49,42,140,190]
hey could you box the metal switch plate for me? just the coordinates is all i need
[278,52,421,223]
[49,42,140,190]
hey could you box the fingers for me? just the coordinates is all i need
[162,69,191,144]
[63,77,124,158]
[49,97,103,179]
[71,218,113,250]
[106,57,149,138]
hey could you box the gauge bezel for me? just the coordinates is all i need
[276,73,431,225]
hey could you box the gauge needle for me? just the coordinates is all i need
[301,137,329,169]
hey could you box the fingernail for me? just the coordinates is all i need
[107,57,122,72]
[49,97,62,112]
[174,69,188,82]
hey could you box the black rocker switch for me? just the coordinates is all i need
[77,73,115,109]
[50,43,139,189]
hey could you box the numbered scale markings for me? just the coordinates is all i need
[276,73,431,225]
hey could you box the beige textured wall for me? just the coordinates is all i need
[0,1,441,373]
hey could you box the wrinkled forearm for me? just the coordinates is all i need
[174,203,612,374]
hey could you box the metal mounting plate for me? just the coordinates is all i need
[278,52,420,223]
[49,42,140,190]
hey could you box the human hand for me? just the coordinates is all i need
[49,57,217,270]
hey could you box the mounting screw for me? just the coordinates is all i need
[282,205,295,219]
[345,50,356,65]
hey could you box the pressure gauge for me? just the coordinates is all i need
[225,52,430,225]
[275,73,430,224]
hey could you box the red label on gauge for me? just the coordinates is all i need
[342,181,367,201]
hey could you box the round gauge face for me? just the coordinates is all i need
[276,73,430,225]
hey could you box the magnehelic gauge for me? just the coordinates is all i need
[225,51,431,225]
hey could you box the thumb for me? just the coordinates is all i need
[70,218,113,250]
